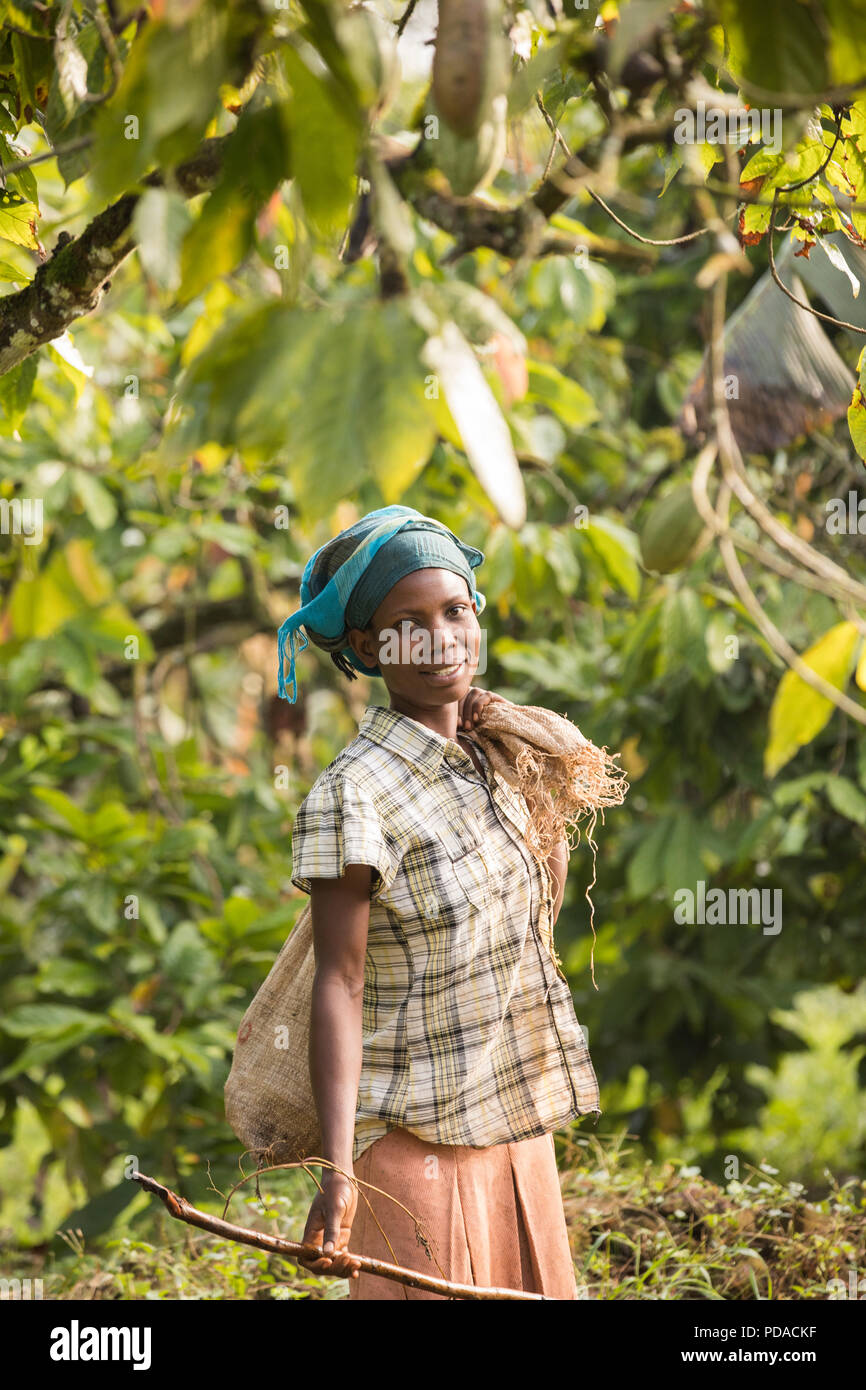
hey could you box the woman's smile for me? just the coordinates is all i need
[419,658,466,683]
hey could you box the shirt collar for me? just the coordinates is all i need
[358,703,486,783]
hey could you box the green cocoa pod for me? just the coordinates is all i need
[435,93,508,196]
[432,0,511,138]
[639,484,709,573]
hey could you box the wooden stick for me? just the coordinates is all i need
[131,1171,549,1301]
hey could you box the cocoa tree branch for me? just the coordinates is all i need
[0,134,230,376]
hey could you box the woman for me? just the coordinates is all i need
[278,504,601,1299]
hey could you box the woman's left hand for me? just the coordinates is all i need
[458,687,508,732]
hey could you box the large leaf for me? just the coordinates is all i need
[421,319,526,528]
[281,45,360,238]
[765,622,862,776]
[179,299,438,517]
[718,0,828,96]
[177,103,292,305]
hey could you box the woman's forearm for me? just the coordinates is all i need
[308,973,364,1171]
[547,836,569,926]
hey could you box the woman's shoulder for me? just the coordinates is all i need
[299,736,389,806]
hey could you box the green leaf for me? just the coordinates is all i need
[824,774,866,826]
[507,32,570,119]
[90,8,233,202]
[659,145,684,196]
[0,259,29,282]
[31,786,90,837]
[823,0,866,85]
[580,516,641,599]
[282,45,360,238]
[718,0,828,96]
[132,188,192,293]
[527,360,599,431]
[659,589,711,684]
[2,1,50,37]
[180,299,437,518]
[53,1183,141,1241]
[627,818,671,899]
[0,188,41,251]
[0,1002,106,1037]
[73,471,118,530]
[765,622,862,776]
[0,354,38,429]
[848,346,866,463]
[9,569,81,640]
[177,103,291,305]
[0,1021,108,1080]
[663,812,704,900]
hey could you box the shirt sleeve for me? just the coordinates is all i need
[291,771,397,900]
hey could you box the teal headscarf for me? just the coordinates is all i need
[277,505,486,703]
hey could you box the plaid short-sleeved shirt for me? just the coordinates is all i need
[291,703,602,1162]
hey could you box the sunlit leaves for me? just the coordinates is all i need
[0,187,41,251]
[0,354,37,431]
[847,345,866,462]
[765,621,862,776]
[578,515,642,599]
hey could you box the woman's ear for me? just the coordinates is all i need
[346,625,379,671]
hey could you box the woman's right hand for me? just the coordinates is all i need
[298,1170,362,1280]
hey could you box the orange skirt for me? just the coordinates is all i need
[347,1126,578,1300]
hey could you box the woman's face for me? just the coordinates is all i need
[346,567,481,710]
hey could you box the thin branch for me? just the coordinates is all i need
[586,188,710,246]
[0,136,94,178]
[535,93,708,248]
[767,189,866,334]
[131,1169,549,1300]
[0,132,232,375]
[395,0,419,39]
[690,446,866,638]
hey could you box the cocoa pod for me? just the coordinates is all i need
[432,0,511,138]
[435,94,508,196]
[639,484,709,574]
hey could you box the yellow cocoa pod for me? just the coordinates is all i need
[432,0,511,138]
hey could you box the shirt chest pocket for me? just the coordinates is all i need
[437,811,498,913]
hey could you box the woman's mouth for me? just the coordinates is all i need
[420,660,466,683]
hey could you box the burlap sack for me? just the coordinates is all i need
[224,701,627,1165]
